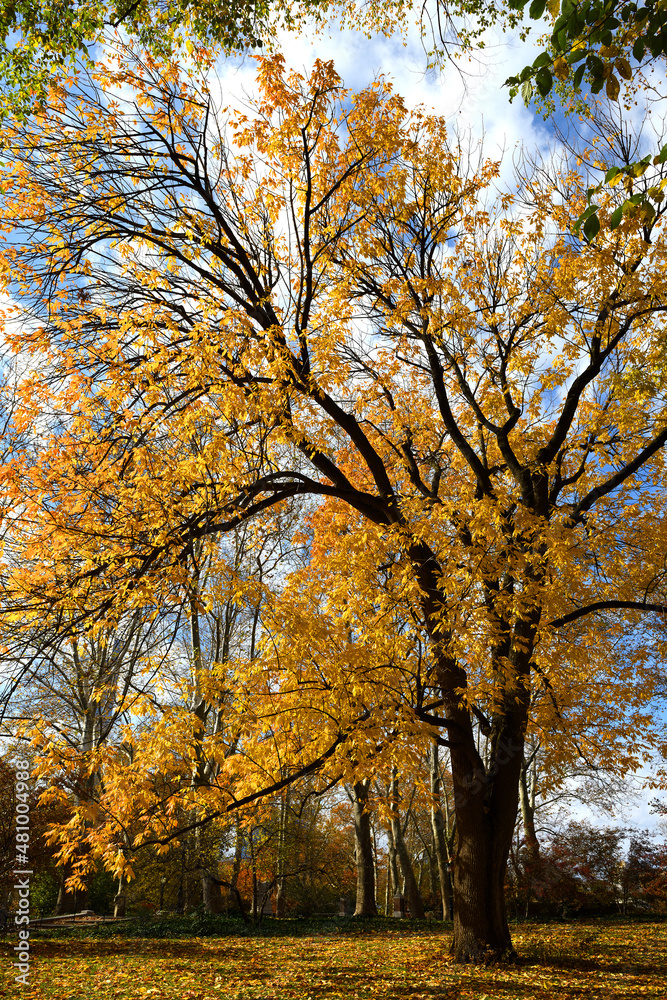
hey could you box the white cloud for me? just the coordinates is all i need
[209,15,552,171]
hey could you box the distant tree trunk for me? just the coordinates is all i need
[274,876,287,917]
[113,875,127,918]
[197,820,220,914]
[519,748,541,915]
[429,742,454,920]
[250,833,258,921]
[275,788,289,917]
[389,768,425,919]
[386,815,400,898]
[54,865,75,915]
[202,872,223,913]
[351,779,377,916]
[384,852,392,915]
[226,821,243,913]
[427,841,439,902]
[176,839,188,913]
[519,752,540,865]
[372,820,380,907]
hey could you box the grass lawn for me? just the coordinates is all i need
[1,920,665,999]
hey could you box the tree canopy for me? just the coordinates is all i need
[0,0,333,117]
[1,43,666,959]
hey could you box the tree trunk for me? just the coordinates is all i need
[427,842,439,903]
[519,749,541,914]
[386,816,400,899]
[275,788,289,917]
[429,742,453,920]
[443,783,456,917]
[351,779,378,916]
[226,820,243,914]
[275,878,287,918]
[176,839,188,913]
[54,865,75,915]
[389,768,425,919]
[250,834,258,922]
[519,753,540,865]
[384,851,392,915]
[202,872,223,913]
[447,728,524,961]
[410,539,534,961]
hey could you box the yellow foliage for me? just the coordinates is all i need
[0,45,665,903]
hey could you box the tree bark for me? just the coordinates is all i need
[54,865,75,916]
[385,815,400,901]
[351,779,378,916]
[384,850,392,915]
[519,748,542,914]
[412,539,534,961]
[275,788,289,917]
[444,718,526,960]
[429,742,454,920]
[389,768,425,919]
[226,820,243,914]
[202,871,223,913]
[519,752,540,865]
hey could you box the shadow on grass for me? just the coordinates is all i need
[21,913,452,940]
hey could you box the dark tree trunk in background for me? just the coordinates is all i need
[385,815,399,909]
[351,779,378,916]
[519,749,542,914]
[202,873,223,913]
[389,768,425,919]
[54,866,75,915]
[429,742,454,920]
[275,789,289,917]
[227,820,243,913]
[519,753,541,865]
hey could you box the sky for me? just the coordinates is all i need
[209,12,553,170]
[204,7,665,196]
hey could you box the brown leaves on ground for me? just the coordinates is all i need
[1,921,665,999]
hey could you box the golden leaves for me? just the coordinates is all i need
[606,73,621,102]
[553,57,569,81]
[2,46,667,875]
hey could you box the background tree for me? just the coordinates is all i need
[429,741,454,919]
[386,768,425,919]
[0,0,297,118]
[540,820,624,914]
[505,0,667,234]
[621,830,667,913]
[347,779,378,917]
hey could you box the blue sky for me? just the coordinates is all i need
[210,13,552,166]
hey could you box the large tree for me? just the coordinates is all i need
[1,49,667,961]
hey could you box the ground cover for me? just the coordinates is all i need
[1,920,665,999]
